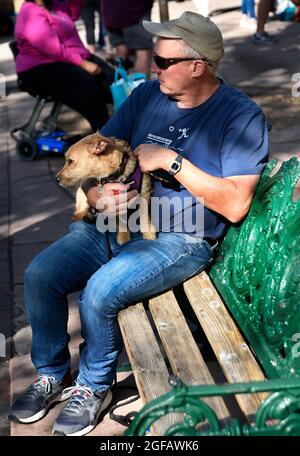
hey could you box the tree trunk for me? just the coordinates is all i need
[158,0,169,22]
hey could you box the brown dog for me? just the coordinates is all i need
[56,133,156,244]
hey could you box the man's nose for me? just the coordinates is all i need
[56,174,60,183]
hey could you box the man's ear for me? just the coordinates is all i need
[192,60,206,77]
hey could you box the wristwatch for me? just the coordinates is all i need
[168,154,183,176]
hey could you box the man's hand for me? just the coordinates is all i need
[134,144,177,173]
[86,182,138,217]
[80,59,101,76]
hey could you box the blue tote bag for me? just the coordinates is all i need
[110,65,147,111]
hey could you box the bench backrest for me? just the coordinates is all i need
[210,157,300,379]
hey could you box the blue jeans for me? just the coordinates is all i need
[241,0,256,18]
[24,221,216,393]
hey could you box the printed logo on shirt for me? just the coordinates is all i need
[146,133,172,148]
[178,128,189,139]
[146,133,184,153]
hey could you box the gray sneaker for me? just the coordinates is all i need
[9,371,73,424]
[52,384,113,436]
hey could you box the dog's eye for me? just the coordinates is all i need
[67,159,74,165]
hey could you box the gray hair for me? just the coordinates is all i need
[179,40,223,74]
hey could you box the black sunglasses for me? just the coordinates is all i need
[152,52,211,70]
[152,52,196,70]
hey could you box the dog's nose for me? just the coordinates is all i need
[56,175,60,183]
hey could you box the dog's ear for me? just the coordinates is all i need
[87,135,109,155]
[87,134,131,155]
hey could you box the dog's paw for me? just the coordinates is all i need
[117,231,131,245]
[73,212,86,221]
[142,231,157,241]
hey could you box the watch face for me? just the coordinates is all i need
[171,162,180,171]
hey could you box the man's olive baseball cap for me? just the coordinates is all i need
[143,11,224,62]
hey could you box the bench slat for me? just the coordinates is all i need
[184,272,267,420]
[118,303,170,402]
[118,303,179,434]
[149,290,230,423]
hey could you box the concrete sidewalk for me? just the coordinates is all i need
[0,1,299,437]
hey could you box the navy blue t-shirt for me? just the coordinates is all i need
[101,80,268,238]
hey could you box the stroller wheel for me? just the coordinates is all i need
[16,138,38,161]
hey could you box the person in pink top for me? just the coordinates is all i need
[14,0,114,131]
[52,0,83,21]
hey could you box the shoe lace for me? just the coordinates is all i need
[24,375,57,399]
[61,384,94,414]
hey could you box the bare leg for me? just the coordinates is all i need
[133,49,152,78]
[256,0,274,33]
[252,0,277,44]
[116,43,129,60]
[87,44,96,54]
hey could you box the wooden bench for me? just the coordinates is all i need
[118,157,300,436]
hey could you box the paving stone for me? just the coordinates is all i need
[13,326,32,358]
[0,295,13,312]
[12,243,51,284]
[12,286,26,321]
[269,144,300,162]
[0,259,9,284]
[12,284,34,356]
[0,310,12,360]
[0,361,10,436]
[9,175,74,242]
[0,236,8,250]
[0,193,8,204]
[10,160,50,184]
[218,16,298,90]
[0,249,8,262]
[0,283,10,297]
[0,214,8,241]
[0,183,8,196]
[48,155,67,177]
[12,211,73,245]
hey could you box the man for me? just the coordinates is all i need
[9,12,268,436]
